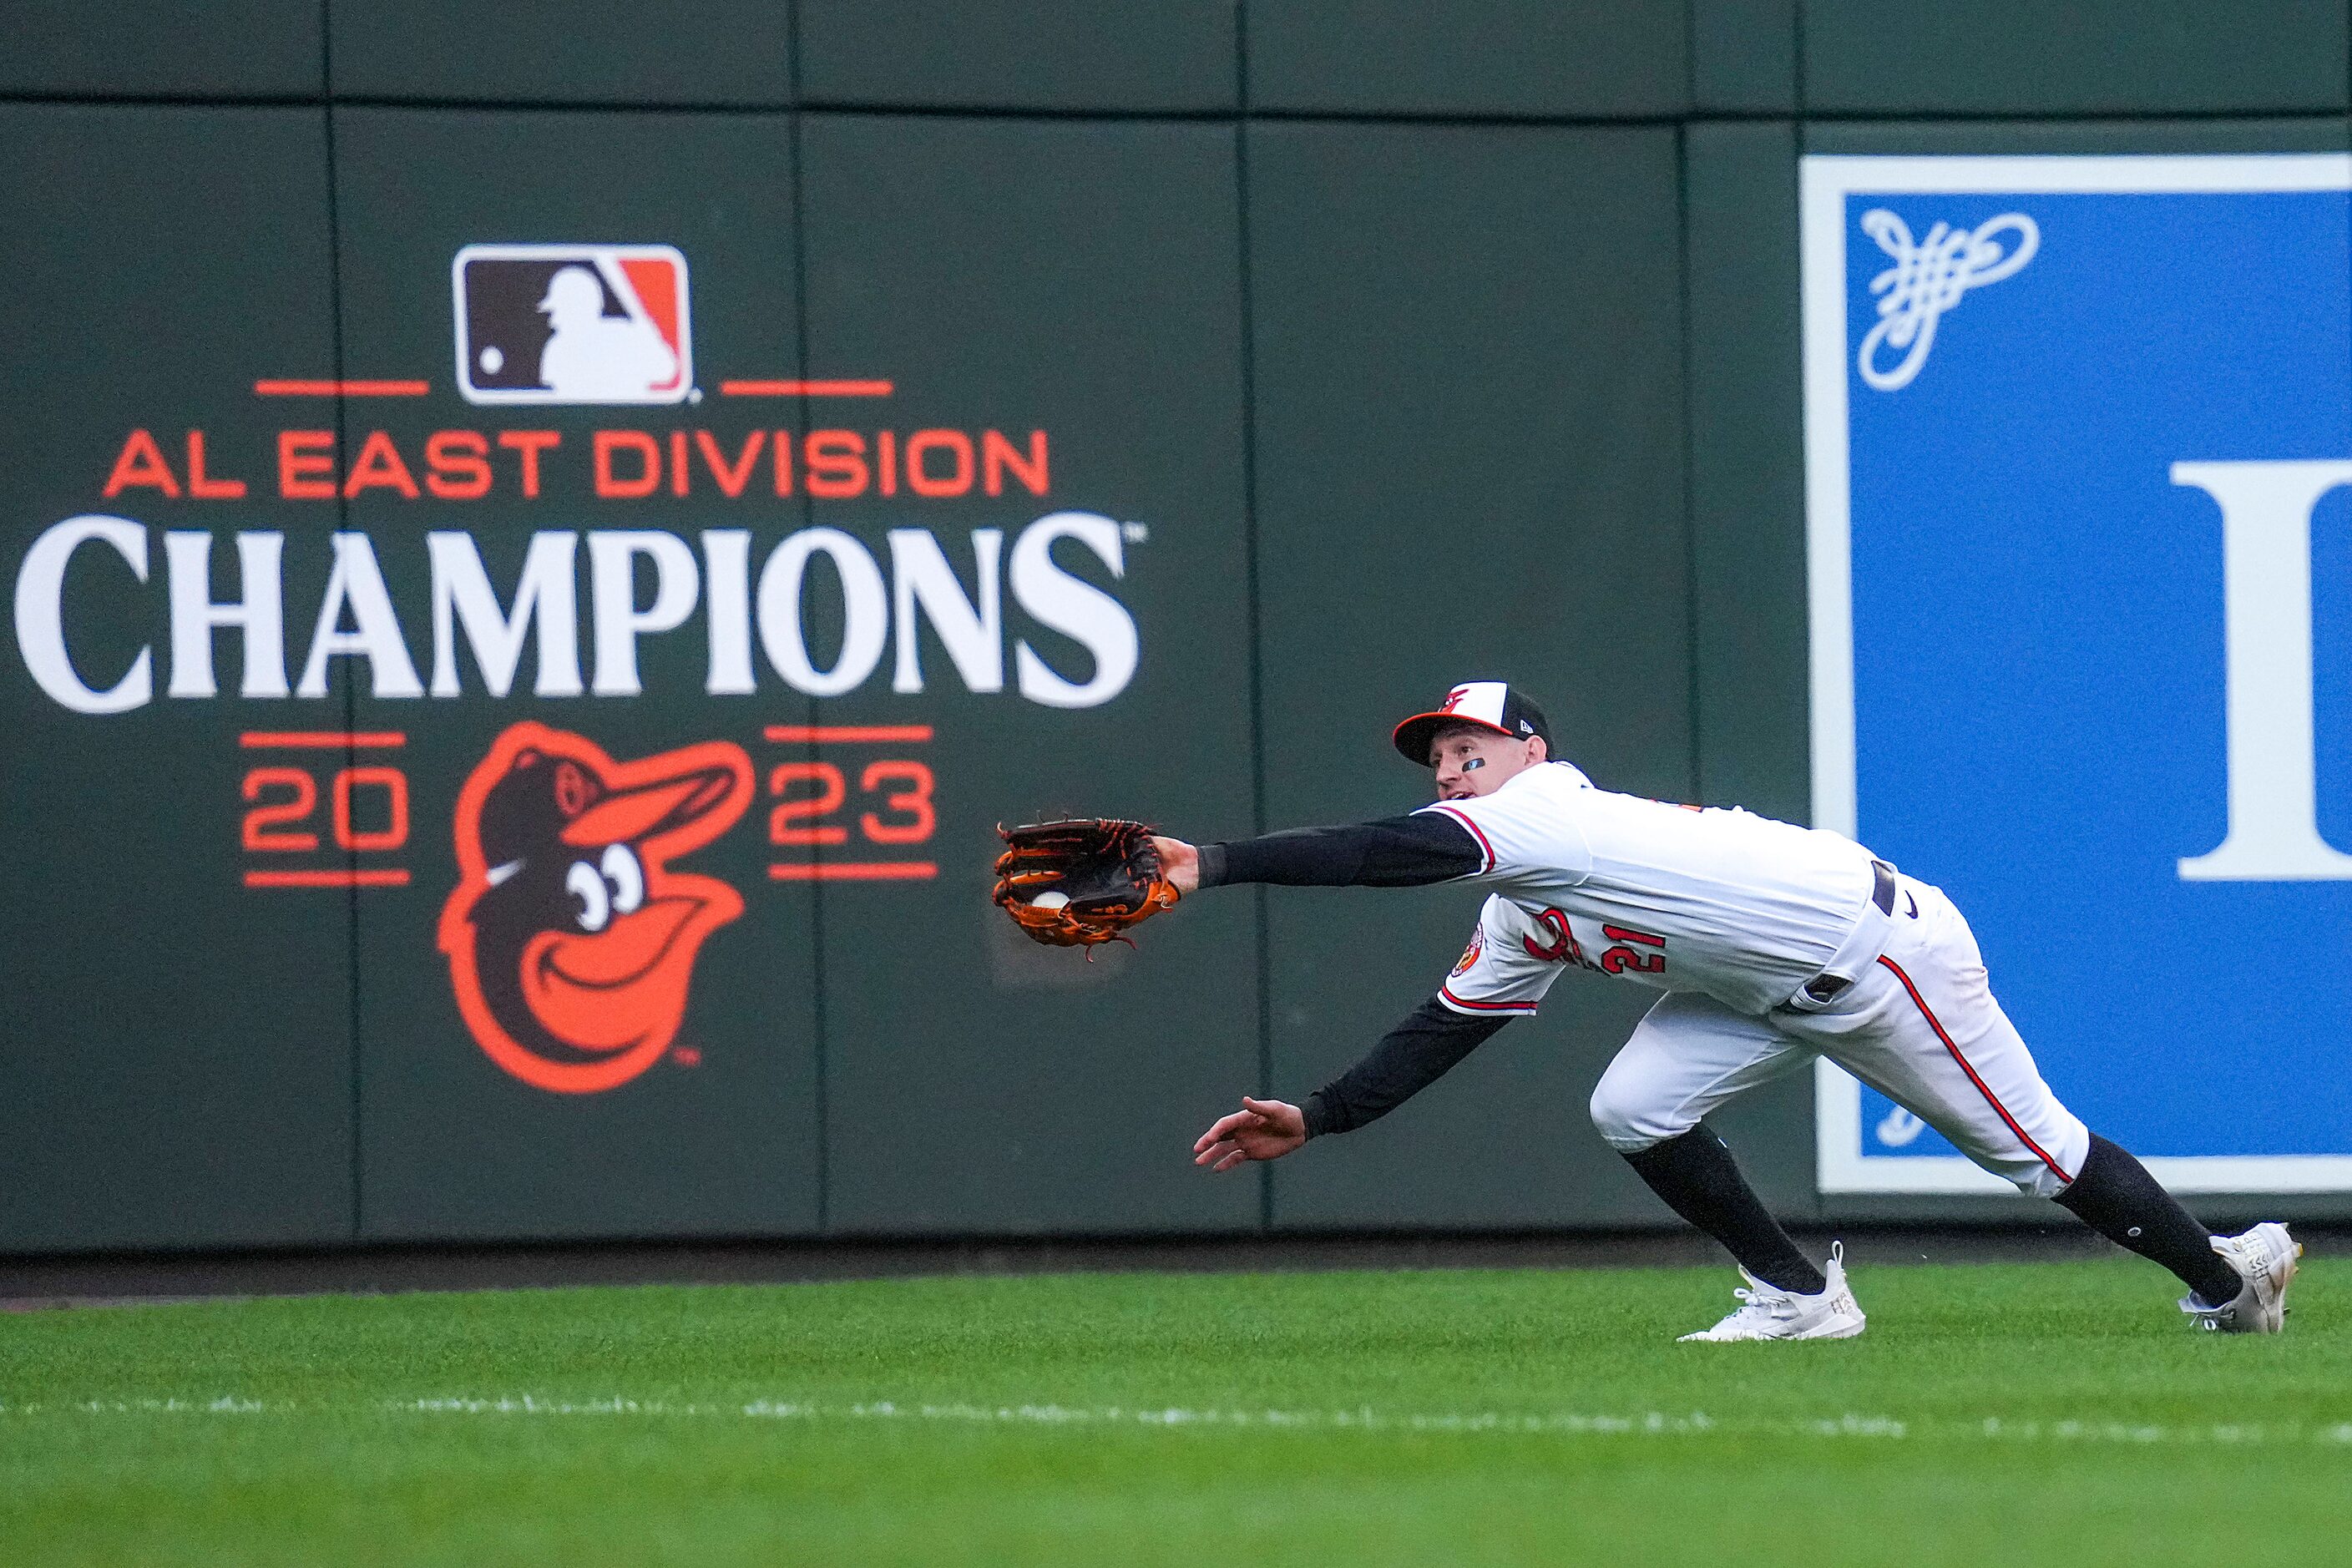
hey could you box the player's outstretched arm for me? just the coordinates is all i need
[1155,815,1481,894]
[1191,997,1514,1172]
[1193,1097,1307,1171]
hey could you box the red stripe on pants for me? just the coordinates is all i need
[1876,954,2074,1184]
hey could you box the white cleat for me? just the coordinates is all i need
[2182,1222,2301,1334]
[1679,1241,1867,1343]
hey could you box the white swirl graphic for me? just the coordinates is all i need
[1856,210,2038,392]
[1875,1105,1928,1147]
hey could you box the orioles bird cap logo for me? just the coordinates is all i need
[438,722,752,1094]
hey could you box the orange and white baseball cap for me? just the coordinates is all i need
[1392,680,1553,765]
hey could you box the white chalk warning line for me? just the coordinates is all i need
[0,1398,272,1414]
[412,1398,1760,1437]
[4,1396,2351,1448]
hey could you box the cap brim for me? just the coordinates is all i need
[560,767,736,847]
[1392,711,1515,765]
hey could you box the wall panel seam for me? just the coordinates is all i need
[1675,124,1704,808]
[787,1,830,1237]
[318,73,362,1243]
[1236,2,1275,1232]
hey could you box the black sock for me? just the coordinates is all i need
[2053,1132,2241,1305]
[1622,1125,1826,1296]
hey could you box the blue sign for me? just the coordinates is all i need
[1803,155,2352,1193]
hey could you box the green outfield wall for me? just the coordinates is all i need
[4,1,2346,1254]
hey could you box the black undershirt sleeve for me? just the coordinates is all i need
[1196,812,1483,889]
[1191,813,1495,1136]
[1301,995,1512,1138]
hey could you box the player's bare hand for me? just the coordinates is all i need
[1152,836,1201,893]
[1192,1096,1306,1171]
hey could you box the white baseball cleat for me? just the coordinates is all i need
[1678,1241,1867,1343]
[2182,1222,2301,1334]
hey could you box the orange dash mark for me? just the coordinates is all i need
[240,731,407,749]
[244,868,412,888]
[721,379,894,397]
[768,862,937,882]
[254,380,430,397]
[762,725,933,744]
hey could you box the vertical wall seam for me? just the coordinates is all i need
[787,0,829,1237]
[1676,124,1704,806]
[1682,0,1699,114]
[318,0,365,1245]
[1235,0,1275,1232]
[1793,0,1808,123]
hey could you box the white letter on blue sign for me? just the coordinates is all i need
[2172,459,2352,880]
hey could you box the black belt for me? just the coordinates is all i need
[1797,861,1899,1004]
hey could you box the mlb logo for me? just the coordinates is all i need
[452,244,692,406]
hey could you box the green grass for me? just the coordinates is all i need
[2,1255,2346,1565]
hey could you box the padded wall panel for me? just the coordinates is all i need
[799,115,1262,1233]
[1688,122,1806,827]
[1692,0,1796,114]
[1803,0,2348,116]
[326,0,792,106]
[801,0,1236,111]
[0,105,353,1251]
[1248,123,1693,1229]
[1679,119,1815,1212]
[1247,0,1689,118]
[0,1,322,99]
[331,108,822,1241]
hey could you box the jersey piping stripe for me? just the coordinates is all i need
[1875,955,2074,1185]
[1439,984,1537,1014]
[1427,805,1496,873]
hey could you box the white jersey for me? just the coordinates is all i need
[1425,761,1880,1017]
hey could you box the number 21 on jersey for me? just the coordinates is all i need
[1524,908,1667,977]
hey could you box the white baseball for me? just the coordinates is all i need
[1030,891,1070,910]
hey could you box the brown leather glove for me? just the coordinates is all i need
[992,818,1181,949]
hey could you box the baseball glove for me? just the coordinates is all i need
[992,817,1181,949]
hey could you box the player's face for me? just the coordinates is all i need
[1429,726,1545,801]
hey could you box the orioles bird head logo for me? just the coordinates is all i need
[438,722,753,1093]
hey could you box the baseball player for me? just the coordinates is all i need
[1171,681,2299,1340]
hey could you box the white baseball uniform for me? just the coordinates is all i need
[1427,761,2089,1197]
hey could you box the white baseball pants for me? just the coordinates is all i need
[1587,875,2090,1197]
